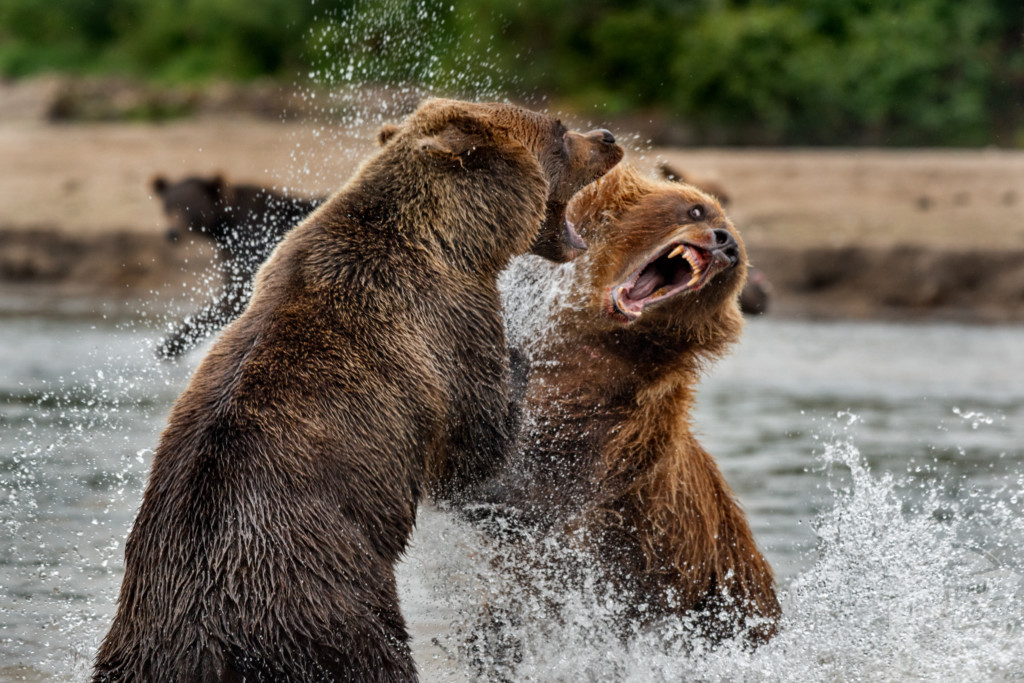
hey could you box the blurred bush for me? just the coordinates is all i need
[1,0,1021,145]
[0,0,324,81]
[448,0,1021,145]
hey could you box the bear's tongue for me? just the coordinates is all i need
[630,267,662,301]
[564,219,586,252]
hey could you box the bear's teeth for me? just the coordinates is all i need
[667,244,686,259]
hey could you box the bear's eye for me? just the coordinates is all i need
[688,205,705,220]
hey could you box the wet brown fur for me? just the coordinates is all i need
[378,116,622,263]
[482,165,779,642]
[93,98,621,682]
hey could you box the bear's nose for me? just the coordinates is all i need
[712,228,740,266]
[596,129,616,144]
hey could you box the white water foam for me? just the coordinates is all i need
[400,261,1024,681]
[419,424,1023,681]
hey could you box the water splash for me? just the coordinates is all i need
[768,437,1022,681]
[278,0,512,193]
[952,406,997,430]
[423,422,1023,681]
[499,254,581,358]
[0,319,195,680]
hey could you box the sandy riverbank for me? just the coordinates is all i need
[2,117,1024,322]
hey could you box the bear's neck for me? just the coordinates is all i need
[327,144,541,278]
[523,310,734,489]
[545,311,714,395]
[525,317,704,461]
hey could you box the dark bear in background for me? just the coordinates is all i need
[472,165,779,653]
[150,175,323,358]
[93,99,622,681]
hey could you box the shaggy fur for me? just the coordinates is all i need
[376,121,620,263]
[151,175,323,358]
[93,98,622,681]
[477,165,780,644]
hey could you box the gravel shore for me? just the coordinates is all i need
[3,117,1023,322]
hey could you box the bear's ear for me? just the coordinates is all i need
[151,175,168,195]
[573,165,649,226]
[376,124,400,146]
[658,162,691,185]
[418,121,490,164]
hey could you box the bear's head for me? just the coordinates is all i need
[377,99,623,263]
[151,175,232,244]
[658,161,731,206]
[569,165,747,338]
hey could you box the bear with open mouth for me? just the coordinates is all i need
[473,163,780,647]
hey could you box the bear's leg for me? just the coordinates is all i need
[156,286,247,359]
[433,367,519,501]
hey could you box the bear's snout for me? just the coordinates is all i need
[712,228,740,267]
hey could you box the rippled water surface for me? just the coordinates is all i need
[2,306,1022,681]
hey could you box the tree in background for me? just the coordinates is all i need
[449,0,1016,145]
[1,0,1022,146]
[0,0,323,80]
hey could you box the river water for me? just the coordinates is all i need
[2,294,1022,680]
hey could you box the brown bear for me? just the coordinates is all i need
[93,99,623,681]
[474,164,780,646]
[375,122,606,264]
[150,175,323,359]
[658,161,773,315]
[153,120,611,360]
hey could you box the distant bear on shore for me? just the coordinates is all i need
[94,99,622,681]
[150,175,323,358]
[474,164,779,647]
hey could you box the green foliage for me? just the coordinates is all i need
[450,0,1007,145]
[0,0,321,81]
[660,0,997,143]
[445,0,706,111]
[0,0,1021,145]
